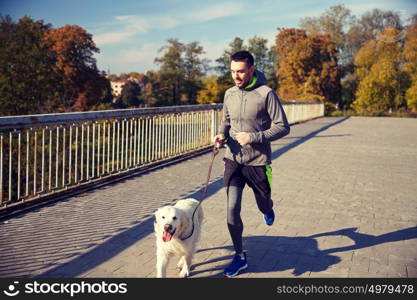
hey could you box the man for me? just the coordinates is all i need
[214,50,290,277]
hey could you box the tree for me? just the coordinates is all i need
[106,74,118,81]
[154,39,185,106]
[0,15,110,115]
[346,9,403,58]
[340,72,358,109]
[184,42,210,80]
[154,39,209,105]
[0,15,63,115]
[196,75,228,104]
[276,28,341,105]
[300,5,357,109]
[183,41,210,104]
[247,36,270,73]
[404,19,417,112]
[267,45,279,91]
[352,28,405,113]
[300,4,353,60]
[45,24,109,110]
[300,6,406,110]
[118,81,142,108]
[345,9,403,110]
[142,70,161,107]
[247,36,278,89]
[73,71,112,111]
[214,36,278,94]
[215,37,245,86]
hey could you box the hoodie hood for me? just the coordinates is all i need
[243,69,267,91]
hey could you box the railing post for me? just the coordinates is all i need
[211,107,217,143]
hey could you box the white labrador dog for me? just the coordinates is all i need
[154,198,203,278]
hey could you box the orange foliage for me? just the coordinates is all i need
[45,25,98,79]
[352,28,404,113]
[44,25,109,110]
[275,28,341,103]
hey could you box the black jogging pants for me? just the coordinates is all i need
[223,158,273,254]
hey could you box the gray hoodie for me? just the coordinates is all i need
[219,69,290,166]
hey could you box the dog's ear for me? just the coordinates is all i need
[176,212,191,239]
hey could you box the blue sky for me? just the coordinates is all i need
[1,0,416,75]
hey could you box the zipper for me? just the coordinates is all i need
[239,89,245,132]
[238,89,245,163]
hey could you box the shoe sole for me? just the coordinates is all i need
[223,264,248,278]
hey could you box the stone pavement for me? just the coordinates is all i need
[0,117,416,278]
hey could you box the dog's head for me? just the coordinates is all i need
[154,205,187,242]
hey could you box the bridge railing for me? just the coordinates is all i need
[0,102,323,208]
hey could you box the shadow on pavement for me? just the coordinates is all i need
[194,226,417,278]
[271,117,349,160]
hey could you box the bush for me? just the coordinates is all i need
[324,102,337,116]
[329,109,357,117]
[329,108,417,118]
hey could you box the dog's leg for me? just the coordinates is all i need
[179,253,194,278]
[156,248,169,278]
[176,256,185,270]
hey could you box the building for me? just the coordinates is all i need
[110,77,143,97]
[110,79,128,97]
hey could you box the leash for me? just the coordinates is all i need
[180,145,219,241]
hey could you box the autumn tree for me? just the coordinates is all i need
[352,28,406,113]
[300,6,407,110]
[196,75,228,104]
[45,25,110,111]
[403,18,417,112]
[276,28,341,105]
[300,5,352,109]
[0,15,64,115]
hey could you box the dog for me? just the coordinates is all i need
[154,198,203,278]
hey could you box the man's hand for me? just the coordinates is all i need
[236,132,251,146]
[213,134,226,148]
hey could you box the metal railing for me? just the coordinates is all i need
[284,101,325,124]
[0,102,323,208]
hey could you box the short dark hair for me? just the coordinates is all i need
[230,50,254,67]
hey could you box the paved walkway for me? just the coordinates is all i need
[1,117,416,278]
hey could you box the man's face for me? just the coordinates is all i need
[231,60,254,88]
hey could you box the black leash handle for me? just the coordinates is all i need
[180,145,219,241]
